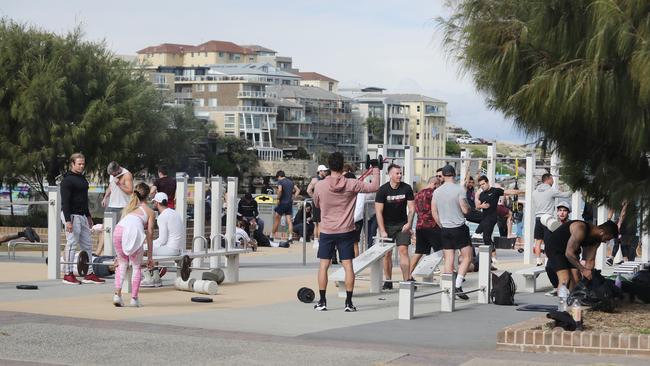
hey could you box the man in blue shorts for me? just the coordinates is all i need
[271,170,300,242]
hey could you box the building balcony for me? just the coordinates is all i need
[174,92,193,99]
[389,112,409,119]
[238,91,276,99]
[277,118,309,124]
[195,105,277,114]
[175,75,272,84]
[276,132,313,139]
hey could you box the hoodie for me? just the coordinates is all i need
[532,183,572,217]
[313,168,380,234]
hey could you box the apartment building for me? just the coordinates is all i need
[267,85,359,162]
[136,41,294,71]
[297,72,338,93]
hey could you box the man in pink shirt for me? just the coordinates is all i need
[313,152,380,312]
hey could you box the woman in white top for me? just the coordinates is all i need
[112,183,154,307]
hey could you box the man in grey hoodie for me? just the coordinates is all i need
[532,173,572,265]
[312,152,380,312]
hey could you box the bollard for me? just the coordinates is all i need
[174,277,196,292]
[103,211,117,257]
[192,279,218,295]
[478,245,491,304]
[210,176,223,268]
[398,281,415,320]
[440,273,456,312]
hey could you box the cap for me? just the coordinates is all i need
[317,165,328,172]
[556,201,571,212]
[153,192,168,204]
[441,165,456,177]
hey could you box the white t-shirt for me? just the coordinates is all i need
[432,182,466,228]
[235,227,250,248]
[108,168,131,208]
[153,208,184,252]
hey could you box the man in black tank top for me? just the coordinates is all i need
[546,220,618,290]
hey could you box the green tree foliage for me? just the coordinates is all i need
[446,140,461,156]
[366,116,384,143]
[439,0,650,219]
[207,136,258,179]
[293,146,310,160]
[0,20,205,197]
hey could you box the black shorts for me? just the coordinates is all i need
[312,207,321,223]
[274,202,293,216]
[317,231,355,260]
[385,222,411,246]
[415,227,442,254]
[547,252,575,271]
[534,217,545,240]
[353,220,363,242]
[440,225,471,250]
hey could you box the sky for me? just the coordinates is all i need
[1,0,528,143]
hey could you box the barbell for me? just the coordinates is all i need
[59,252,210,282]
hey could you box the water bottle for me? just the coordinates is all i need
[558,283,569,312]
[572,301,583,330]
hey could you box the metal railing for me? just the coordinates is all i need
[175,75,272,83]
[238,91,276,98]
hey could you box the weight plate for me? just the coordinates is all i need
[191,296,213,303]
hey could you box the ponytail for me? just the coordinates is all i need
[120,182,150,218]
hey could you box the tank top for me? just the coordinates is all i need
[117,206,148,255]
[545,220,599,256]
[108,168,131,208]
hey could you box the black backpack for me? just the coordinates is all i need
[491,271,517,305]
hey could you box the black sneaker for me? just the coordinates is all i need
[382,281,393,290]
[455,287,469,300]
[344,303,357,312]
[313,301,327,311]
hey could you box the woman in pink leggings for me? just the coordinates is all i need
[112,182,155,307]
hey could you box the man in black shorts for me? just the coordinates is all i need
[546,220,618,290]
[375,164,415,290]
[271,170,300,242]
[431,165,473,299]
[533,173,572,265]
[313,152,379,312]
[409,174,443,278]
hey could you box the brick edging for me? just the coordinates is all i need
[497,315,650,357]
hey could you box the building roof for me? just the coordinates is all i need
[241,45,277,54]
[358,93,446,104]
[136,43,194,54]
[268,85,350,101]
[266,97,304,108]
[194,40,251,54]
[296,72,338,82]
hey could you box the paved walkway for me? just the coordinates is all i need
[0,247,646,365]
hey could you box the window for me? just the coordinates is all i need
[209,98,217,107]
[234,54,241,61]
[417,106,421,112]
[417,147,420,153]
[196,84,205,92]
[191,52,194,57]
[249,57,255,62]
[416,133,420,139]
[208,84,218,92]
[219,52,224,57]
[193,98,204,107]
[224,114,236,129]
[416,119,420,125]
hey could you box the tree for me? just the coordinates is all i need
[207,136,258,179]
[439,0,650,223]
[446,140,461,156]
[365,116,384,144]
[293,146,310,160]
[0,20,204,197]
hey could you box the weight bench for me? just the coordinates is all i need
[7,240,55,259]
[411,253,444,283]
[329,238,395,298]
[514,266,547,293]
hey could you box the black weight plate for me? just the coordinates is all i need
[77,251,89,277]
[297,287,315,303]
[16,285,38,290]
[180,255,192,282]
[191,296,213,303]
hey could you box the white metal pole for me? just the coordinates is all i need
[487,142,496,184]
[570,191,582,220]
[193,177,205,268]
[478,245,491,304]
[404,145,414,188]
[595,205,608,270]
[523,152,536,265]
[103,211,116,257]
[176,174,188,247]
[225,177,238,251]
[210,176,223,268]
[47,186,61,280]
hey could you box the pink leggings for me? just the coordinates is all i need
[113,225,144,299]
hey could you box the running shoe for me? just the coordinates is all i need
[112,294,124,307]
[130,298,141,307]
[22,226,41,242]
[344,303,357,312]
[382,281,393,290]
[159,267,167,278]
[313,301,327,311]
[82,273,105,284]
[62,273,81,285]
[545,289,558,297]
[455,287,469,300]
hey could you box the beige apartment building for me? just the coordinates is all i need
[297,72,338,93]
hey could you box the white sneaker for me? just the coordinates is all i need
[112,294,124,307]
[312,238,319,249]
[140,278,156,287]
[130,298,141,307]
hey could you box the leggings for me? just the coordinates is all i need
[113,225,144,299]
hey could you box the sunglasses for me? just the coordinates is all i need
[436,175,443,178]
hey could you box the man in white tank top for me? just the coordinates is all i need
[102,161,133,220]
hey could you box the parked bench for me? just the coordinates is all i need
[515,266,547,293]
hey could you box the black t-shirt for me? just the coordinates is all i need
[375,182,414,225]
[154,176,176,201]
[478,187,504,216]
[546,220,600,256]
